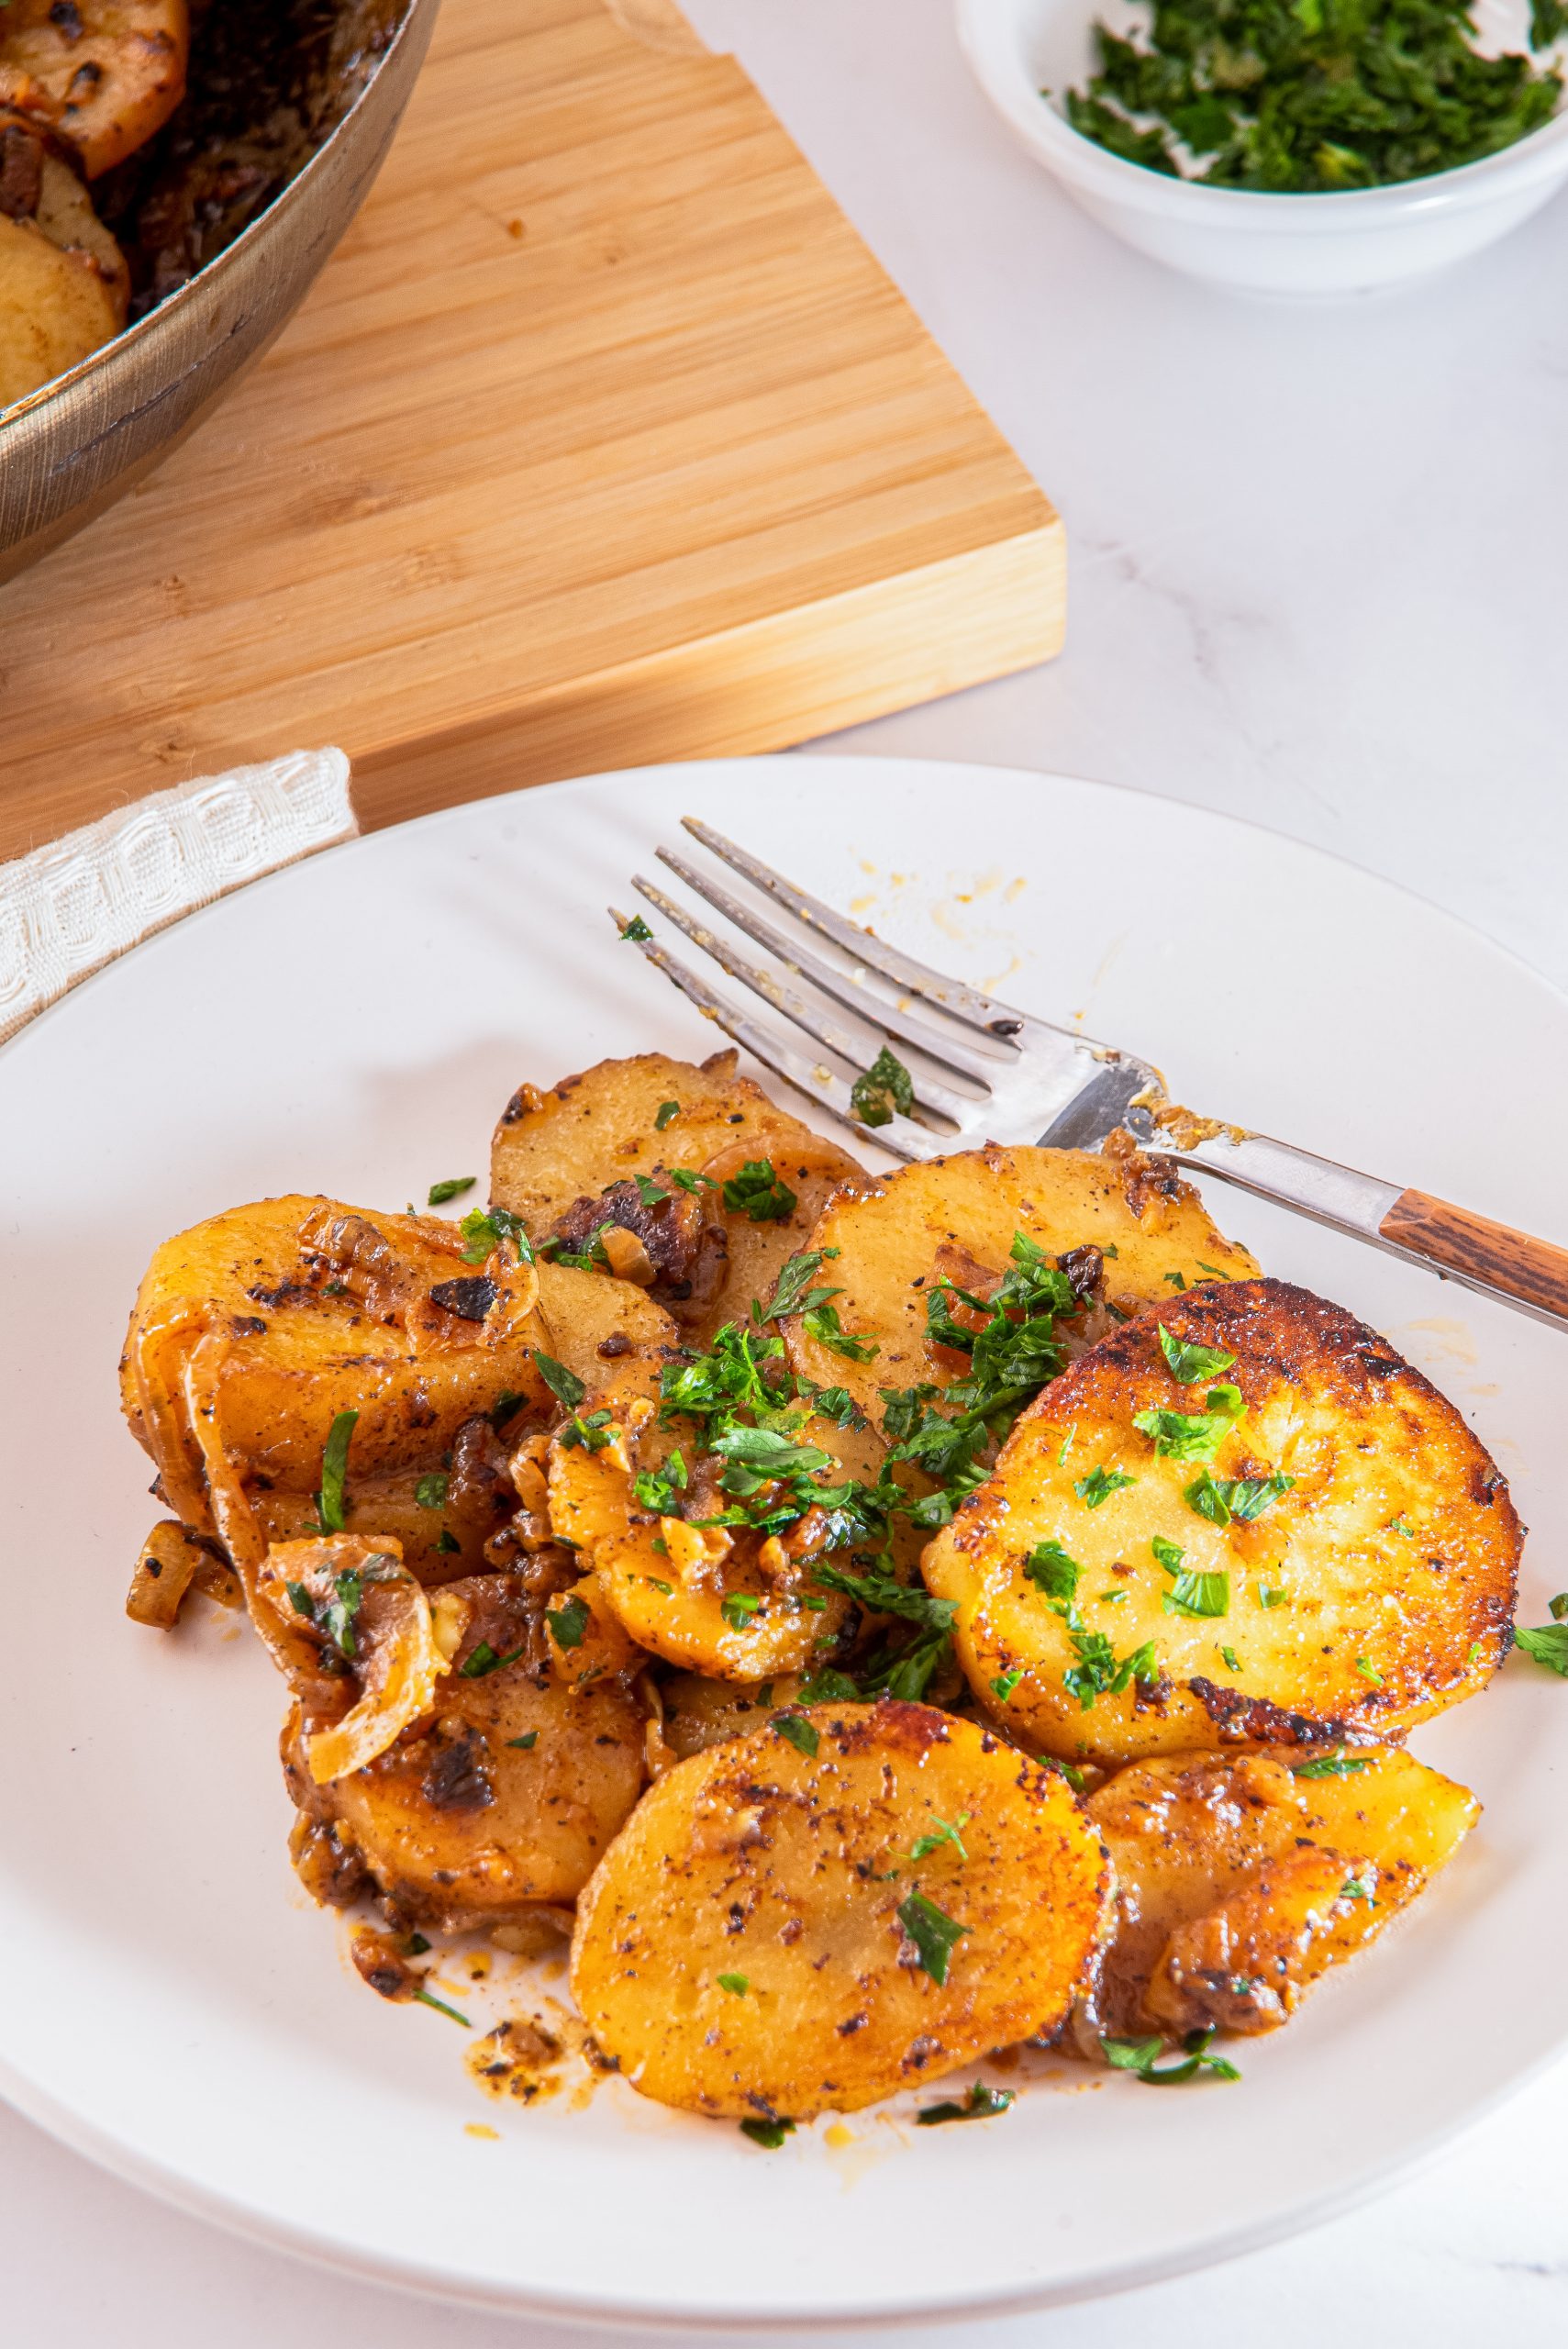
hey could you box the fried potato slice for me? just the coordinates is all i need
[0,206,117,406]
[545,1361,860,1679]
[534,1257,678,1386]
[0,0,188,176]
[920,1279,1520,1768]
[572,1699,1112,2120]
[785,1139,1259,1427]
[1080,1745,1478,2043]
[490,1049,864,1342]
[283,1571,649,1932]
[659,1670,804,1757]
[120,1196,550,1581]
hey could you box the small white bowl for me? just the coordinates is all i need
[957,0,1568,294]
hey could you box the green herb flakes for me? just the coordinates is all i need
[773,1712,820,1759]
[1291,1748,1368,1779]
[721,1591,763,1629]
[414,1472,450,1509]
[316,1409,357,1535]
[1354,1654,1384,1686]
[722,1158,798,1223]
[801,1302,879,1361]
[506,1731,539,1751]
[916,2082,1015,2125]
[990,1668,1024,1703]
[459,1204,534,1265]
[909,1811,971,1863]
[850,1045,915,1129]
[1075,1464,1137,1508]
[1163,1569,1229,1621]
[1064,0,1564,195]
[414,1987,473,2028]
[1102,2028,1241,2085]
[1024,1538,1081,1604]
[547,1594,591,1651]
[1184,1468,1293,1526]
[717,1972,751,1997]
[896,1889,970,1986]
[427,1176,476,1207]
[460,1640,524,1678]
[534,1351,587,1409]
[619,915,653,942]
[1156,1325,1237,1385]
[740,2117,795,2148]
[1514,1620,1568,1676]
[654,1099,681,1130]
[1133,1384,1246,1463]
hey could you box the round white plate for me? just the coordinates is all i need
[3,757,1566,2330]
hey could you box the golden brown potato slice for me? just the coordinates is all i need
[920,1279,1520,1768]
[284,1570,648,1932]
[660,1669,804,1757]
[534,1257,678,1386]
[0,0,188,176]
[1080,1745,1478,2043]
[490,1049,864,1341]
[0,206,117,406]
[785,1138,1259,1427]
[572,1699,1112,2121]
[120,1196,550,1585]
[545,1360,861,1679]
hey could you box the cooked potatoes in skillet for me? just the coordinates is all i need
[1080,1745,1478,2042]
[784,1139,1259,1429]
[117,1045,1526,2132]
[920,1278,1520,1768]
[571,1700,1112,2121]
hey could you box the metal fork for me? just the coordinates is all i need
[613,818,1568,1333]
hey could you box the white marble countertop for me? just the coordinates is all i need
[8,0,1566,2336]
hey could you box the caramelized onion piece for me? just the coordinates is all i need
[256,1535,450,1785]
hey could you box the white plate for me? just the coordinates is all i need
[2,756,1566,2330]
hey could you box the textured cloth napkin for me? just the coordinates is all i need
[0,749,356,1047]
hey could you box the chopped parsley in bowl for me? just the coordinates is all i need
[1066,0,1565,191]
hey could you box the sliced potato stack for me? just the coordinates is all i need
[784,1140,1260,1426]
[275,1552,648,1932]
[120,1196,550,1589]
[491,1048,864,1341]
[1082,1745,1479,2042]
[921,1278,1520,1766]
[573,1700,1112,2120]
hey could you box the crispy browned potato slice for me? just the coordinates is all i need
[490,1049,864,1342]
[0,0,188,176]
[1079,1745,1478,2043]
[284,1571,648,1932]
[534,1257,678,1386]
[572,1699,1112,2120]
[920,1279,1520,1768]
[545,1360,860,1679]
[785,1139,1259,1427]
[120,1196,550,1585]
[0,206,117,406]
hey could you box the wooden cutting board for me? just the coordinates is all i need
[0,0,1064,863]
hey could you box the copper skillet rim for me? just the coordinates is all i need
[0,0,427,437]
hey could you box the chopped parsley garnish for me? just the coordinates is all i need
[633,1449,688,1513]
[1291,1748,1367,1779]
[896,1889,969,1985]
[717,1973,750,1997]
[1258,1583,1286,1609]
[436,1529,462,1555]
[534,1351,587,1409]
[1163,1569,1229,1620]
[316,1409,358,1535]
[459,1204,534,1265]
[632,1173,668,1207]
[801,1302,879,1361]
[721,1158,797,1222]
[561,1408,616,1453]
[1024,1539,1081,1603]
[547,1594,591,1651]
[909,1812,971,1863]
[1133,1384,1245,1462]
[850,1044,915,1128]
[1075,1464,1137,1508]
[1340,1872,1377,1904]
[772,1711,820,1759]
[1220,1643,1241,1671]
[461,1639,525,1678]
[721,1591,763,1629]
[667,1166,719,1195]
[655,1099,680,1130]
[506,1731,539,1751]
[287,1565,369,1661]
[1102,2029,1240,2085]
[1156,1325,1237,1385]
[1151,1534,1184,1575]
[619,914,653,942]
[427,1176,476,1206]
[1065,0,1565,195]
[1162,1270,1187,1289]
[1063,1628,1160,1710]
[414,1987,473,2028]
[916,2082,1015,2125]
[766,1249,842,1320]
[991,1668,1024,1703]
[1184,1468,1293,1525]
[414,1472,450,1509]
[1513,1620,1568,1676]
[1354,1654,1384,1686]
[740,2118,795,2148]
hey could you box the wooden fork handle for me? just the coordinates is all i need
[1378,1188,1568,1329]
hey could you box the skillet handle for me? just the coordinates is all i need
[1377,1188,1568,1330]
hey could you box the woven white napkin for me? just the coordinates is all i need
[0,748,357,1046]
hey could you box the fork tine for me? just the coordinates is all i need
[682,818,1029,1036]
[632,876,973,1126]
[653,845,1013,1087]
[607,911,935,1165]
